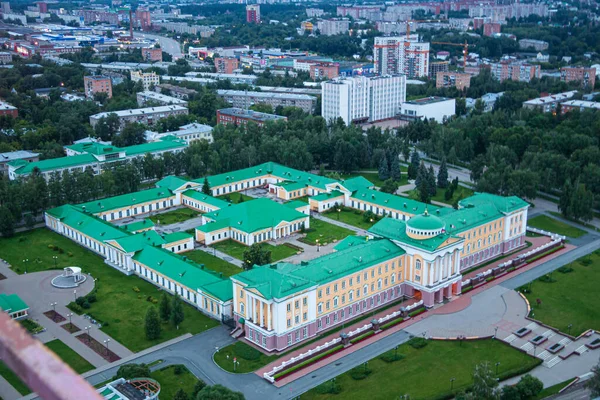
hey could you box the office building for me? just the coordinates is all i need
[214,57,239,74]
[321,75,406,125]
[217,108,287,127]
[217,90,317,114]
[374,35,430,78]
[436,72,471,90]
[130,70,160,91]
[400,97,456,123]
[246,5,260,24]
[560,67,596,90]
[83,75,112,99]
[316,19,350,36]
[89,105,188,130]
[310,63,339,80]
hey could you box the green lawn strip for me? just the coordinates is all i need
[0,361,31,395]
[404,185,473,206]
[149,208,199,225]
[531,378,576,400]
[20,319,44,334]
[217,192,254,204]
[306,339,540,400]
[45,339,94,374]
[523,251,600,336]
[185,250,242,277]
[214,342,280,373]
[150,365,198,400]
[548,211,599,232]
[301,218,356,246]
[323,208,379,230]
[0,228,219,352]
[211,240,298,262]
[528,215,586,238]
[339,171,407,188]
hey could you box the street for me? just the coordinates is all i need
[133,31,183,59]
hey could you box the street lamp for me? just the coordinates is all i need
[50,302,58,321]
[568,324,573,336]
[23,259,28,274]
[53,255,58,269]
[330,377,336,392]
[336,208,341,220]
[67,313,73,329]
[450,377,456,392]
[533,344,537,357]
[494,326,498,339]
[364,361,368,373]
[73,289,77,301]
[316,239,320,252]
[85,326,92,342]
[394,345,399,360]
[103,339,111,355]
[233,358,239,372]
[495,362,500,377]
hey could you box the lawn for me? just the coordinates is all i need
[301,218,355,245]
[522,251,600,336]
[211,240,299,262]
[149,208,199,225]
[45,339,94,374]
[532,378,575,400]
[151,365,199,400]
[404,185,474,206]
[323,208,379,230]
[0,361,31,395]
[185,249,242,277]
[217,192,254,204]
[0,229,219,352]
[305,339,540,400]
[527,215,586,238]
[214,342,279,374]
[340,170,407,188]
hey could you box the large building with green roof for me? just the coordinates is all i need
[0,294,29,320]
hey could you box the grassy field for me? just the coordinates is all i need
[523,251,600,336]
[151,365,199,400]
[185,249,242,277]
[213,342,279,373]
[305,339,540,400]
[0,229,219,352]
[532,379,575,400]
[528,215,586,238]
[45,339,94,374]
[211,240,299,262]
[323,208,379,230]
[404,185,474,206]
[0,361,31,395]
[301,218,355,246]
[217,192,254,204]
[149,208,199,225]
[340,170,408,188]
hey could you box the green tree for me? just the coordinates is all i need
[381,179,399,194]
[586,359,600,397]
[144,306,161,340]
[115,363,151,379]
[242,243,272,269]
[170,294,185,329]
[391,156,402,182]
[202,177,211,195]
[159,292,171,322]
[174,388,190,400]
[437,158,449,188]
[0,206,15,238]
[570,182,594,222]
[112,122,146,147]
[408,150,420,180]
[378,155,390,181]
[192,380,207,398]
[515,374,543,398]
[470,362,499,400]
[427,165,437,196]
[195,384,245,400]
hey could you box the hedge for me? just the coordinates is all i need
[408,308,426,318]
[485,276,495,282]
[381,317,405,330]
[350,330,374,344]
[273,344,344,380]
[526,245,564,264]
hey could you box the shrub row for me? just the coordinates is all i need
[350,330,374,344]
[408,308,426,318]
[379,352,404,363]
[349,365,372,380]
[273,344,344,380]
[485,276,495,282]
[558,266,574,274]
[408,337,428,349]
[526,245,564,264]
[461,286,473,294]
[381,317,405,330]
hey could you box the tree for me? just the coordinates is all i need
[437,158,449,188]
[174,388,189,400]
[378,155,390,181]
[0,206,15,238]
[243,243,272,269]
[112,123,146,147]
[427,166,437,196]
[170,294,185,329]
[202,177,211,195]
[408,150,420,180]
[391,156,402,182]
[144,306,161,340]
[115,363,151,380]
[192,380,207,398]
[586,359,600,397]
[195,384,245,400]
[470,362,499,400]
[515,374,543,399]
[570,181,594,222]
[381,179,399,194]
[559,178,573,219]
[159,292,171,322]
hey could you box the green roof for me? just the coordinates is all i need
[132,246,231,301]
[201,279,234,302]
[48,205,130,242]
[441,203,504,235]
[340,176,374,192]
[125,138,187,157]
[233,238,404,299]
[197,218,231,233]
[310,190,344,202]
[407,212,446,231]
[276,181,307,192]
[0,293,28,313]
[458,193,529,214]
[9,153,97,175]
[163,231,193,243]
[369,218,463,252]
[352,189,453,217]
[156,176,196,192]
[112,230,166,253]
[194,162,337,191]
[202,198,307,234]
[123,219,155,232]
[65,142,123,156]
[284,200,309,210]
[333,235,369,251]
[76,188,174,214]
[182,189,230,209]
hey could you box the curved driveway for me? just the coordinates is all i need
[133,32,183,59]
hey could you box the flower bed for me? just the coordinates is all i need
[20,319,44,334]
[586,338,600,350]
[273,344,344,380]
[530,335,547,345]
[526,244,564,264]
[514,327,531,338]
[547,343,564,354]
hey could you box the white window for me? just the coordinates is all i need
[363,285,368,295]
[333,297,339,307]
[318,303,323,314]
[416,260,421,270]
[240,303,245,314]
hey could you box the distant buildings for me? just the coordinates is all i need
[306,8,324,18]
[428,62,449,80]
[489,59,541,83]
[0,150,39,175]
[0,100,18,118]
[153,21,214,37]
[141,47,162,62]
[145,122,213,145]
[217,90,317,114]
[84,75,112,99]
[246,4,261,24]
[0,52,13,64]
[89,105,189,131]
[560,100,600,113]
[522,91,578,113]
[560,67,596,90]
[436,72,472,91]
[130,70,160,91]
[154,84,197,100]
[310,63,339,80]
[317,19,350,36]
[518,39,549,51]
[483,23,501,37]
[217,108,287,127]
[400,97,456,123]
[136,91,188,107]
[214,57,239,74]
[374,35,430,78]
[321,75,406,125]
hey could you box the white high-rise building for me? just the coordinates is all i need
[321,75,406,125]
[374,35,430,78]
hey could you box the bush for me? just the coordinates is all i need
[579,258,592,266]
[315,381,342,395]
[133,287,140,293]
[86,293,97,303]
[173,365,185,375]
[58,248,64,254]
[538,274,556,283]
[349,365,372,380]
[273,345,343,380]
[485,276,495,282]
[381,317,405,330]
[379,352,404,363]
[461,286,474,294]
[75,297,86,307]
[234,342,261,361]
[408,308,426,318]
[81,300,91,309]
[68,303,83,314]
[67,252,73,257]
[558,266,574,274]
[47,244,54,249]
[408,337,428,349]
[350,331,374,344]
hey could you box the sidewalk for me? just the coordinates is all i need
[194,246,243,267]
[0,375,22,400]
[312,213,364,234]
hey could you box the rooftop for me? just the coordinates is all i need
[0,293,28,313]
[217,108,287,122]
[137,91,188,105]
[0,150,39,163]
[76,187,174,214]
[404,96,452,105]
[523,91,578,105]
[0,101,17,111]
[89,105,188,120]
[216,89,316,101]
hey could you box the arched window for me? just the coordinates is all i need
[333,297,339,307]
[349,291,354,301]
[377,279,382,290]
[391,274,396,284]
[416,259,421,270]
[318,303,323,314]
[363,285,368,296]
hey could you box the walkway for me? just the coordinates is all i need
[193,245,244,268]
[312,213,365,235]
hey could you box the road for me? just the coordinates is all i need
[133,31,183,59]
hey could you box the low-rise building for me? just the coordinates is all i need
[89,105,189,131]
[0,294,29,320]
[0,52,13,64]
[522,91,578,113]
[317,19,350,36]
[489,59,541,82]
[217,90,317,114]
[483,23,501,37]
[0,100,18,118]
[216,108,287,127]
[560,66,596,90]
[154,84,197,100]
[83,75,113,99]
[145,123,213,144]
[141,47,162,62]
[214,57,239,74]
[130,70,160,91]
[310,63,339,80]
[518,39,549,51]
[0,150,39,175]
[136,91,188,107]
[185,72,257,85]
[436,72,472,90]
[559,100,600,114]
[400,97,456,123]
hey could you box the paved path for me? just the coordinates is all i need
[312,213,366,235]
[133,31,183,59]
[193,245,244,268]
[0,375,22,400]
